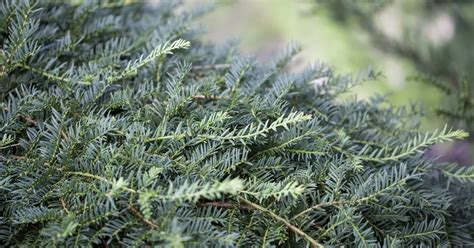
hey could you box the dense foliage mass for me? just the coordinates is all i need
[1,0,473,247]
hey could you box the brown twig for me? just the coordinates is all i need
[201,201,253,210]
[237,196,323,248]
[128,205,158,229]
[292,200,347,220]
[362,213,385,236]
[20,115,37,125]
[60,129,68,139]
[2,107,37,125]
[11,155,25,160]
[202,198,323,247]
[60,197,70,214]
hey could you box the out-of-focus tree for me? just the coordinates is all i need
[314,0,474,162]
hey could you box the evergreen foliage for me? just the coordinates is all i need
[0,0,472,247]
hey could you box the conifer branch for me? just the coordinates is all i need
[67,171,137,194]
[128,205,158,229]
[293,201,347,220]
[106,39,191,84]
[200,201,253,210]
[192,64,231,70]
[237,196,323,248]
[1,1,471,246]
[192,95,229,100]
